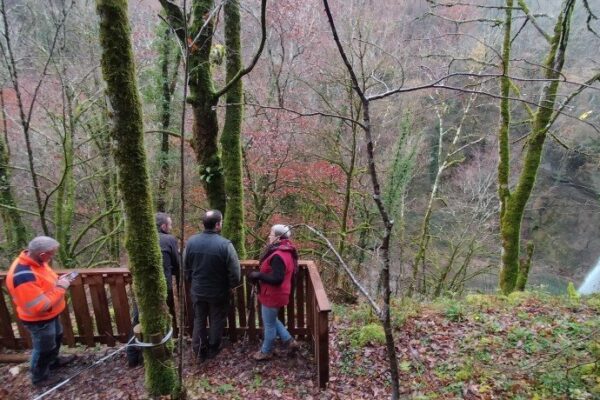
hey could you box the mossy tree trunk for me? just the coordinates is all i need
[55,83,76,268]
[162,0,226,212]
[156,25,180,213]
[95,0,176,395]
[160,0,265,254]
[498,0,575,294]
[220,0,246,257]
[0,90,27,254]
[87,96,122,264]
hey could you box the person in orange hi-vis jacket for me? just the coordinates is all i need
[6,236,76,387]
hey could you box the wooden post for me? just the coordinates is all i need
[317,309,329,388]
[0,286,17,349]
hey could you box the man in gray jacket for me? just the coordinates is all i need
[184,209,241,361]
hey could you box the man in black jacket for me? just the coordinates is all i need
[156,212,180,336]
[127,212,180,367]
[184,210,240,361]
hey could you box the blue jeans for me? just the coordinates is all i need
[261,305,292,354]
[23,317,63,383]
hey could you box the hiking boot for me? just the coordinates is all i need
[252,351,272,361]
[193,348,208,363]
[207,347,221,359]
[284,339,299,351]
[49,355,76,370]
[32,374,64,388]
[282,338,300,355]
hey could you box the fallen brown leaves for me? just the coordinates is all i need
[1,293,598,399]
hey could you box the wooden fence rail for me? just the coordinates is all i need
[0,260,331,387]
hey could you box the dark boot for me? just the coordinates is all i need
[31,349,56,385]
[49,355,76,370]
[33,374,64,388]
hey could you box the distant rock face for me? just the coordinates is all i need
[527,142,600,284]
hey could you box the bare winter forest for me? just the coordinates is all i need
[1,0,600,398]
[2,0,599,292]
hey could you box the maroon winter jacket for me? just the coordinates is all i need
[257,240,297,308]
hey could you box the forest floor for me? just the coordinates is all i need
[1,291,599,399]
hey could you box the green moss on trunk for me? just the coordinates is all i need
[516,242,534,291]
[55,89,76,267]
[157,26,172,213]
[220,0,246,257]
[187,0,226,212]
[499,0,574,294]
[95,0,176,395]
[0,116,27,253]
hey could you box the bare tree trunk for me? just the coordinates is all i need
[0,0,69,235]
[322,1,400,397]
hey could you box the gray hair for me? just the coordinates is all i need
[28,236,60,256]
[271,224,292,239]
[156,212,170,229]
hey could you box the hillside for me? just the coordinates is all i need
[2,291,598,399]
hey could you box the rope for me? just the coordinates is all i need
[32,327,174,400]
[131,326,173,348]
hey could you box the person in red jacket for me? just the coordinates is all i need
[249,224,300,360]
[6,236,75,386]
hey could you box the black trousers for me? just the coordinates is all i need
[192,297,229,358]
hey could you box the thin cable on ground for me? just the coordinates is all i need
[32,337,132,400]
[33,327,174,400]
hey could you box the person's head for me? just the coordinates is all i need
[156,212,172,233]
[268,224,291,244]
[202,210,223,232]
[27,236,60,264]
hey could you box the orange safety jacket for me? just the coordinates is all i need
[5,251,66,322]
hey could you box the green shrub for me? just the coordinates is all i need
[390,298,419,328]
[465,294,497,310]
[444,301,465,322]
[567,282,581,301]
[507,291,530,306]
[349,323,386,347]
[348,303,378,325]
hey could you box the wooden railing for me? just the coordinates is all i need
[0,260,331,388]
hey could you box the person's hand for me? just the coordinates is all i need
[57,276,71,290]
[248,271,260,283]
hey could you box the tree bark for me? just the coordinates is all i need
[55,83,76,268]
[95,0,176,395]
[221,0,246,256]
[0,90,27,253]
[186,0,226,212]
[156,26,175,213]
[322,1,400,397]
[160,0,266,247]
[499,0,574,294]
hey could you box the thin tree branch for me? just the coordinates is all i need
[214,0,267,99]
[298,223,381,315]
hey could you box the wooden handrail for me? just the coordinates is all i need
[0,260,331,388]
[305,261,331,312]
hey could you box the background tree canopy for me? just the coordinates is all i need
[0,0,599,296]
